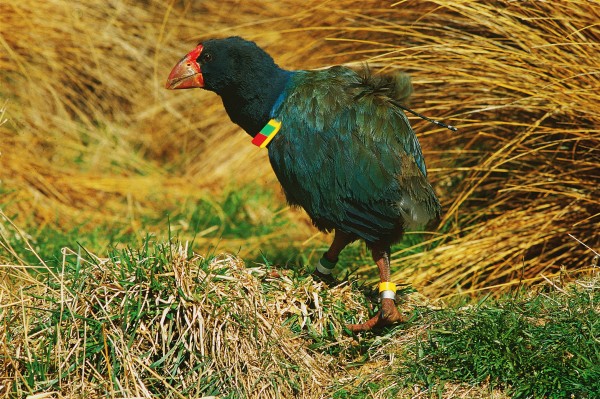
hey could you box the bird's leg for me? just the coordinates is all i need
[313,230,354,283]
[347,244,404,332]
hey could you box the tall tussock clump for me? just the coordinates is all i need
[1,0,179,224]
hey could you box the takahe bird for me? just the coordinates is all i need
[166,37,442,332]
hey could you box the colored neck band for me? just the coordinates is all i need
[251,119,282,148]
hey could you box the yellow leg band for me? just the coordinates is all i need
[379,282,397,293]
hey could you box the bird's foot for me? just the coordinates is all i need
[346,298,405,332]
[312,269,338,286]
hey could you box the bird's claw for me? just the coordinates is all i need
[346,298,404,332]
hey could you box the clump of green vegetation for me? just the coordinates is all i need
[163,185,289,240]
[401,281,600,398]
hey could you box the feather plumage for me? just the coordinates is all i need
[268,66,441,244]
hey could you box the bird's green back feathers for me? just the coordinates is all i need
[267,66,440,243]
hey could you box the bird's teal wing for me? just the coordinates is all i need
[268,67,440,243]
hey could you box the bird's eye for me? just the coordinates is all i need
[199,53,212,63]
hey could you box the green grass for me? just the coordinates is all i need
[323,281,600,398]
[2,186,290,264]
[162,185,289,240]
[399,285,600,398]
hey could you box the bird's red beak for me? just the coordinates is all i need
[165,44,204,89]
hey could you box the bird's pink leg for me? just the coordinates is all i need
[347,245,405,332]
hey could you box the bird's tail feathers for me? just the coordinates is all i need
[356,66,413,104]
[356,65,458,132]
[388,72,413,104]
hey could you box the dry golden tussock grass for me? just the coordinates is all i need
[370,1,600,295]
[1,0,598,295]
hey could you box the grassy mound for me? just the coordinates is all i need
[1,234,372,398]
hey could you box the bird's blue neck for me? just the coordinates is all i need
[220,69,294,137]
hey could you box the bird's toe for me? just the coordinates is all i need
[380,298,404,323]
[346,299,405,333]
